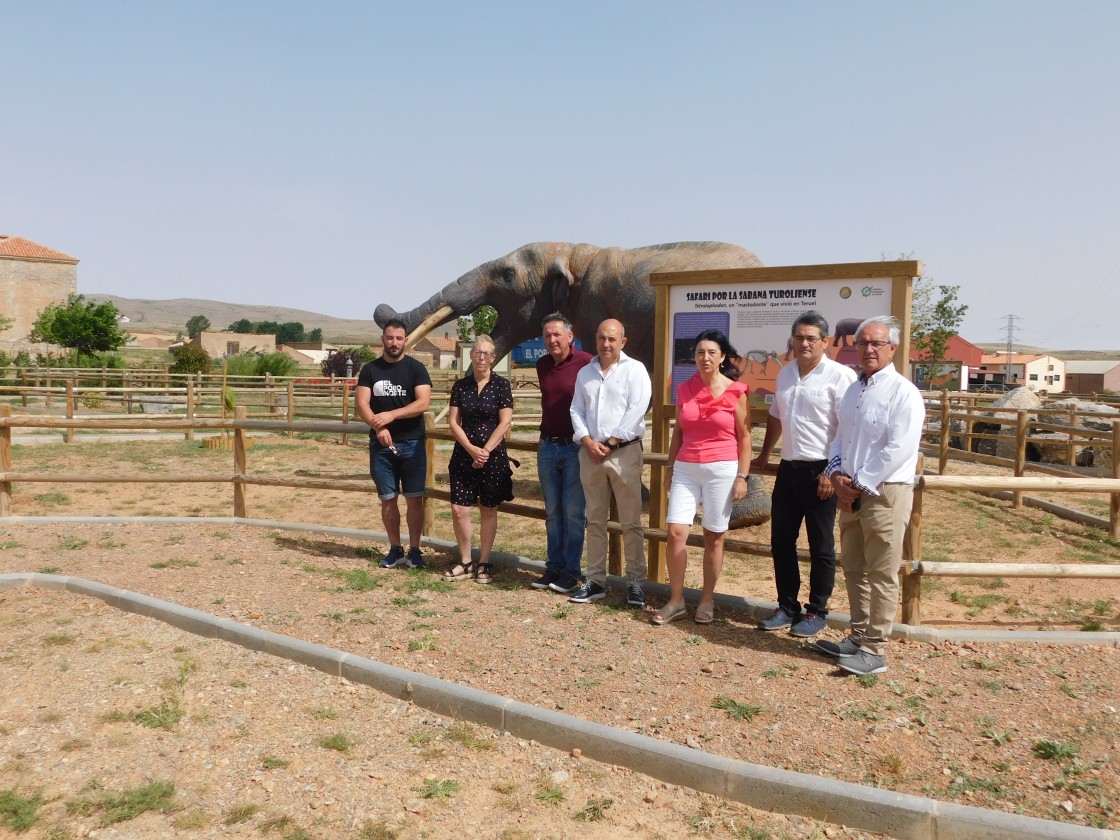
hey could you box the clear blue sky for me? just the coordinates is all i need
[4,1,1117,349]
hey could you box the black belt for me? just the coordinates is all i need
[540,435,573,445]
[612,438,641,450]
[780,458,827,469]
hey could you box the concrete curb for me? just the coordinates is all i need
[1,572,1111,840]
[6,515,1118,647]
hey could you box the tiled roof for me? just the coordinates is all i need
[424,336,459,352]
[0,236,78,262]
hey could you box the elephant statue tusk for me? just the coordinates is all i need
[405,304,455,351]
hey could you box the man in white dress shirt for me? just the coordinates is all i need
[822,315,925,675]
[569,319,652,608]
[754,311,856,638]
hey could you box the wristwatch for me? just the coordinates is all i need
[736,472,749,480]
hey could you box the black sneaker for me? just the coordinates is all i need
[378,545,406,569]
[626,585,646,608]
[568,581,607,603]
[548,573,582,594]
[405,546,426,569]
[531,570,560,590]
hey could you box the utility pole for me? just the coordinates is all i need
[1000,314,1020,389]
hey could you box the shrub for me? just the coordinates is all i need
[169,344,212,375]
[321,348,366,378]
[254,352,298,377]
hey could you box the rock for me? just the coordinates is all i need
[685,735,702,750]
[570,748,582,758]
[550,770,569,784]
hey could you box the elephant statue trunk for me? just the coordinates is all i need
[373,269,486,350]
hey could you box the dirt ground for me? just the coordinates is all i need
[0,435,1118,838]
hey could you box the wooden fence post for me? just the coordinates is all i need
[287,380,295,438]
[0,405,11,516]
[185,382,195,442]
[65,379,75,444]
[1068,406,1078,467]
[341,381,351,446]
[607,495,622,577]
[1111,419,1120,541]
[1014,410,1028,508]
[233,406,248,518]
[423,412,435,538]
[901,456,924,626]
[939,390,950,474]
[125,372,133,414]
[20,369,27,407]
[44,373,52,409]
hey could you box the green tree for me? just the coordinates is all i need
[253,320,281,336]
[169,343,212,374]
[306,327,323,342]
[29,294,129,359]
[456,305,498,341]
[185,315,211,339]
[911,282,967,386]
[276,322,305,344]
[228,319,253,333]
[887,252,967,387]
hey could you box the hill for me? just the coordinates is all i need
[87,295,457,345]
[975,343,1120,361]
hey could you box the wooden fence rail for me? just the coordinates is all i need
[3,407,1120,631]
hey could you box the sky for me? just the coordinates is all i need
[3,1,1118,349]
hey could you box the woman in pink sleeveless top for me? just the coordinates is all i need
[653,329,752,625]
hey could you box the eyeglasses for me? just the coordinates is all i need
[471,350,494,358]
[855,339,893,350]
[792,335,822,344]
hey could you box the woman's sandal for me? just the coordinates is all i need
[652,603,687,625]
[694,603,715,624]
[474,563,494,585]
[441,561,475,581]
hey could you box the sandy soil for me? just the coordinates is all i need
[0,436,1118,838]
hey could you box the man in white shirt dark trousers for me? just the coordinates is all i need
[822,315,925,675]
[569,319,652,607]
[754,311,856,638]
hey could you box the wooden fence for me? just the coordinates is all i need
[3,406,1120,630]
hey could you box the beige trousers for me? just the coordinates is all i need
[838,483,914,656]
[579,444,646,585]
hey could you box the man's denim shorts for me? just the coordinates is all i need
[369,439,427,500]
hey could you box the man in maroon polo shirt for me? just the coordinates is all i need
[532,313,594,593]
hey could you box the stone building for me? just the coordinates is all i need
[0,235,79,348]
[192,330,277,358]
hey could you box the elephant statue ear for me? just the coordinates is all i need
[545,260,575,308]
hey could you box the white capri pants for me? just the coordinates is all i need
[666,459,737,533]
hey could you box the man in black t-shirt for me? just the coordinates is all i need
[356,319,433,569]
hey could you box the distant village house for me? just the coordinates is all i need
[972,352,1066,393]
[0,235,78,350]
[192,330,277,357]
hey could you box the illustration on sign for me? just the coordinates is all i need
[668,278,892,407]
